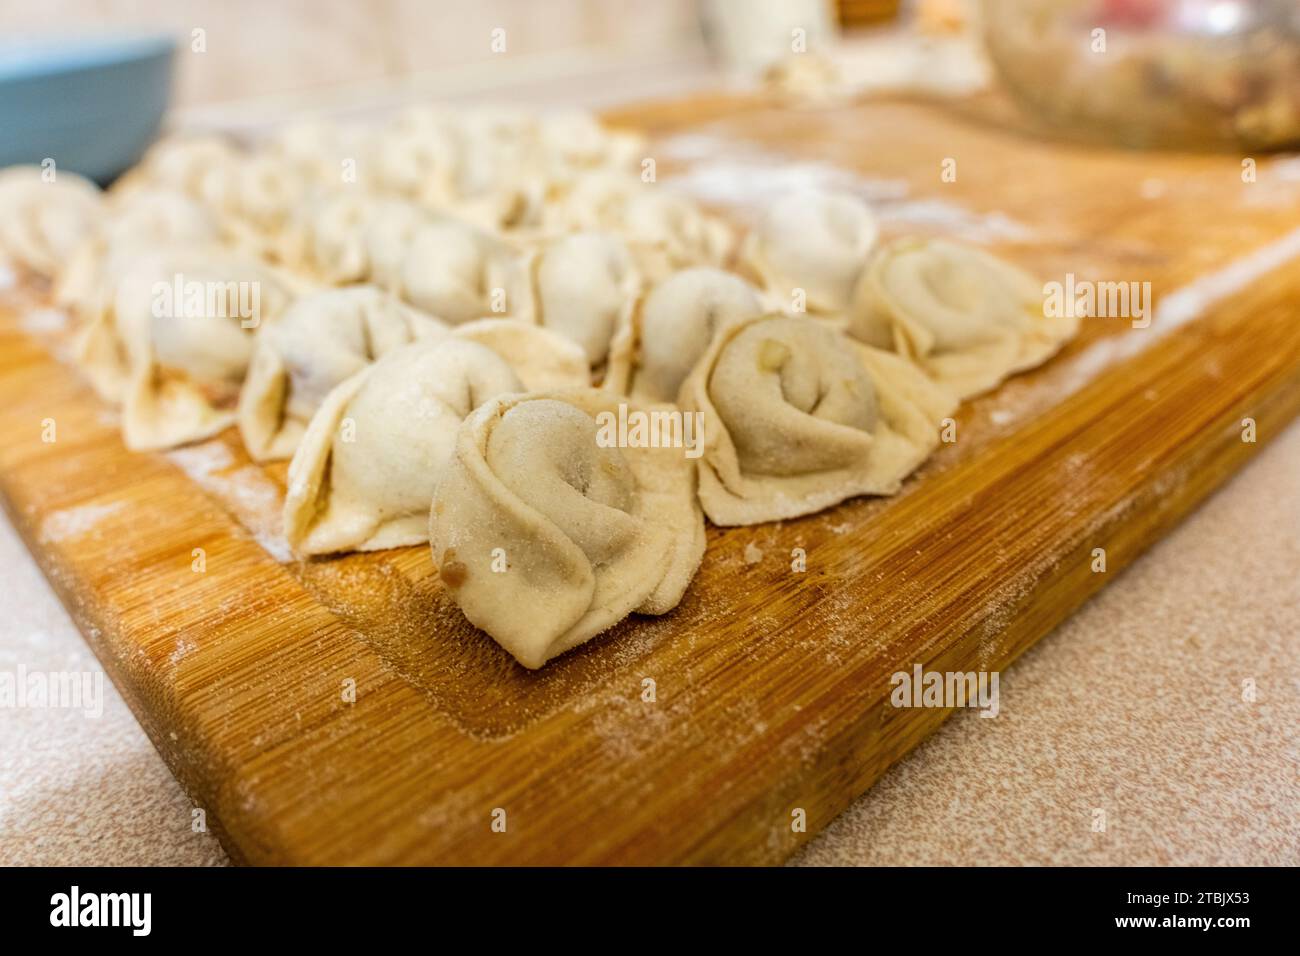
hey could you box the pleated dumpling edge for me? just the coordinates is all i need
[430,388,705,669]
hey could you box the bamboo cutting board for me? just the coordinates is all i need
[3,92,1300,865]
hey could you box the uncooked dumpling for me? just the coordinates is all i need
[238,286,446,461]
[201,152,315,249]
[265,118,367,187]
[848,237,1078,398]
[0,166,103,277]
[117,134,240,200]
[605,267,764,402]
[283,338,522,555]
[76,244,297,450]
[450,318,590,391]
[620,190,734,280]
[550,175,732,280]
[530,232,639,365]
[57,188,221,322]
[740,189,877,314]
[536,110,643,176]
[430,388,705,669]
[277,191,376,284]
[679,313,956,525]
[398,218,534,324]
[367,110,459,208]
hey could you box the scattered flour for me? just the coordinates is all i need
[168,637,198,667]
[1139,178,1167,200]
[165,440,234,480]
[998,223,1300,424]
[660,133,1034,243]
[19,307,69,335]
[742,541,764,565]
[1267,154,1300,181]
[39,501,125,543]
[666,157,908,210]
[165,440,292,563]
[1153,225,1300,330]
[875,199,1037,243]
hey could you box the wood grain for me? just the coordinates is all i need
[2,92,1298,864]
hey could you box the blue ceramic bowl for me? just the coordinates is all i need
[0,34,176,184]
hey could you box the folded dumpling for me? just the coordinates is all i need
[620,190,734,280]
[550,175,732,280]
[75,245,298,450]
[450,318,590,391]
[605,267,764,402]
[200,152,316,251]
[535,110,644,176]
[366,110,459,209]
[265,118,369,188]
[847,237,1078,398]
[430,388,706,669]
[276,191,377,284]
[391,217,534,324]
[679,313,956,525]
[283,338,522,555]
[530,232,639,365]
[238,287,447,461]
[57,188,221,322]
[115,134,241,201]
[739,189,877,315]
[0,166,103,277]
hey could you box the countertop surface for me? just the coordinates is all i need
[3,420,1296,866]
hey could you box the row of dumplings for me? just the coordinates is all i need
[0,109,1077,667]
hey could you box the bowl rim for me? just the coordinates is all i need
[0,33,175,84]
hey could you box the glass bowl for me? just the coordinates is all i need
[982,0,1300,150]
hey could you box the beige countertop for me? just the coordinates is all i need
[3,419,1296,866]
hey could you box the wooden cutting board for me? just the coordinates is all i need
[3,92,1299,865]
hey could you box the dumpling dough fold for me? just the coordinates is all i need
[549,174,733,281]
[848,237,1079,398]
[739,189,877,315]
[74,245,298,450]
[0,166,103,278]
[450,318,590,391]
[283,338,522,555]
[679,313,956,525]
[56,188,222,324]
[238,287,447,462]
[528,232,640,366]
[430,388,705,669]
[605,267,764,402]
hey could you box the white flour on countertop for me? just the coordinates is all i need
[1153,225,1300,331]
[874,199,1037,243]
[39,501,126,544]
[983,224,1300,430]
[665,157,908,210]
[659,134,1035,242]
[166,440,234,480]
[165,440,292,563]
[19,307,69,335]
